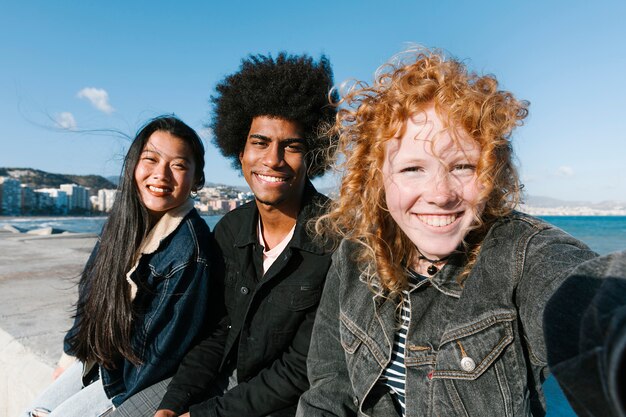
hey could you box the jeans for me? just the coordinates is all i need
[20,361,114,417]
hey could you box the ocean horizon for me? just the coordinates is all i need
[1,214,624,256]
[2,214,624,416]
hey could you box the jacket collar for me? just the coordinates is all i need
[234,180,329,255]
[138,198,195,255]
[126,198,195,298]
[428,253,465,298]
[361,250,466,300]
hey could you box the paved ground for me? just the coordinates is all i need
[0,231,96,417]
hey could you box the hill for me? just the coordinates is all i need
[0,167,117,195]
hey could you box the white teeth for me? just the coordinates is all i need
[417,214,458,227]
[149,185,169,193]
[257,174,287,183]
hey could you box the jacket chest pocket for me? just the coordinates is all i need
[267,284,321,311]
[340,312,388,376]
[433,312,515,379]
[431,311,522,417]
[262,284,321,349]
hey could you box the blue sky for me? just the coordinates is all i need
[1,0,624,202]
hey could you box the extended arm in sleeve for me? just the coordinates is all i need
[516,227,597,365]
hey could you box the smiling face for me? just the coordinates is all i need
[383,105,484,261]
[134,130,196,221]
[239,116,308,216]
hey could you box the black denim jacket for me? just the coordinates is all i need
[160,182,333,417]
[298,212,597,417]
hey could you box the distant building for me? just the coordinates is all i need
[34,190,54,212]
[60,184,90,211]
[36,188,68,214]
[237,191,254,202]
[97,189,117,212]
[208,199,232,212]
[0,176,21,215]
[20,184,36,213]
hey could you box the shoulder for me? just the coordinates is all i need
[300,189,331,221]
[480,211,597,281]
[159,209,213,262]
[169,209,210,241]
[486,211,587,250]
[212,200,257,258]
[330,239,370,282]
[213,200,256,240]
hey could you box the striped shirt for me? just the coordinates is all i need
[379,271,427,416]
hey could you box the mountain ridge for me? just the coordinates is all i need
[0,167,116,194]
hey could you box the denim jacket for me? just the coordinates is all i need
[544,250,626,417]
[297,212,597,417]
[64,201,217,406]
[159,182,333,417]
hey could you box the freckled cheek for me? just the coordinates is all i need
[384,180,417,214]
[462,182,483,206]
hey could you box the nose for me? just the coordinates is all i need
[152,161,171,180]
[262,142,284,168]
[424,172,458,207]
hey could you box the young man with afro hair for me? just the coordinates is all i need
[113,53,338,417]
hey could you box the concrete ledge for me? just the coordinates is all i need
[0,233,95,417]
[0,327,53,417]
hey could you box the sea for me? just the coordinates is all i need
[2,214,625,416]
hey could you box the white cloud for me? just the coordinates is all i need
[56,112,77,130]
[76,87,114,114]
[557,166,575,177]
[198,127,213,140]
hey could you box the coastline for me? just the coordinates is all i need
[0,215,108,221]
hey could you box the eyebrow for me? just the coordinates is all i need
[140,149,191,162]
[249,134,306,144]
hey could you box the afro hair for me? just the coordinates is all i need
[209,52,338,178]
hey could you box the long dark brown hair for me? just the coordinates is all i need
[66,116,205,368]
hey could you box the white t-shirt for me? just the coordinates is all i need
[257,219,296,275]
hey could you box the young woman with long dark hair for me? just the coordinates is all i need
[22,116,216,417]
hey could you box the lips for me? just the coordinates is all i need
[255,173,288,183]
[416,213,461,227]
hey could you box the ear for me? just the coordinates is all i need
[239,150,244,163]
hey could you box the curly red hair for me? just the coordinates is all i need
[317,47,529,296]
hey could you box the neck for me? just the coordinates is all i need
[257,202,299,250]
[413,250,451,276]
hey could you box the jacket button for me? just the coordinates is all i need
[460,356,476,372]
[353,396,358,406]
[240,286,249,295]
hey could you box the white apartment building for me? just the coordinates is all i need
[60,184,90,211]
[97,189,117,212]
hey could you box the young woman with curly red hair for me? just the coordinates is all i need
[297,48,597,417]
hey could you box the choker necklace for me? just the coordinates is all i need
[418,252,451,276]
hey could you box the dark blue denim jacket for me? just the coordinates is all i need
[64,205,216,406]
[298,212,597,417]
